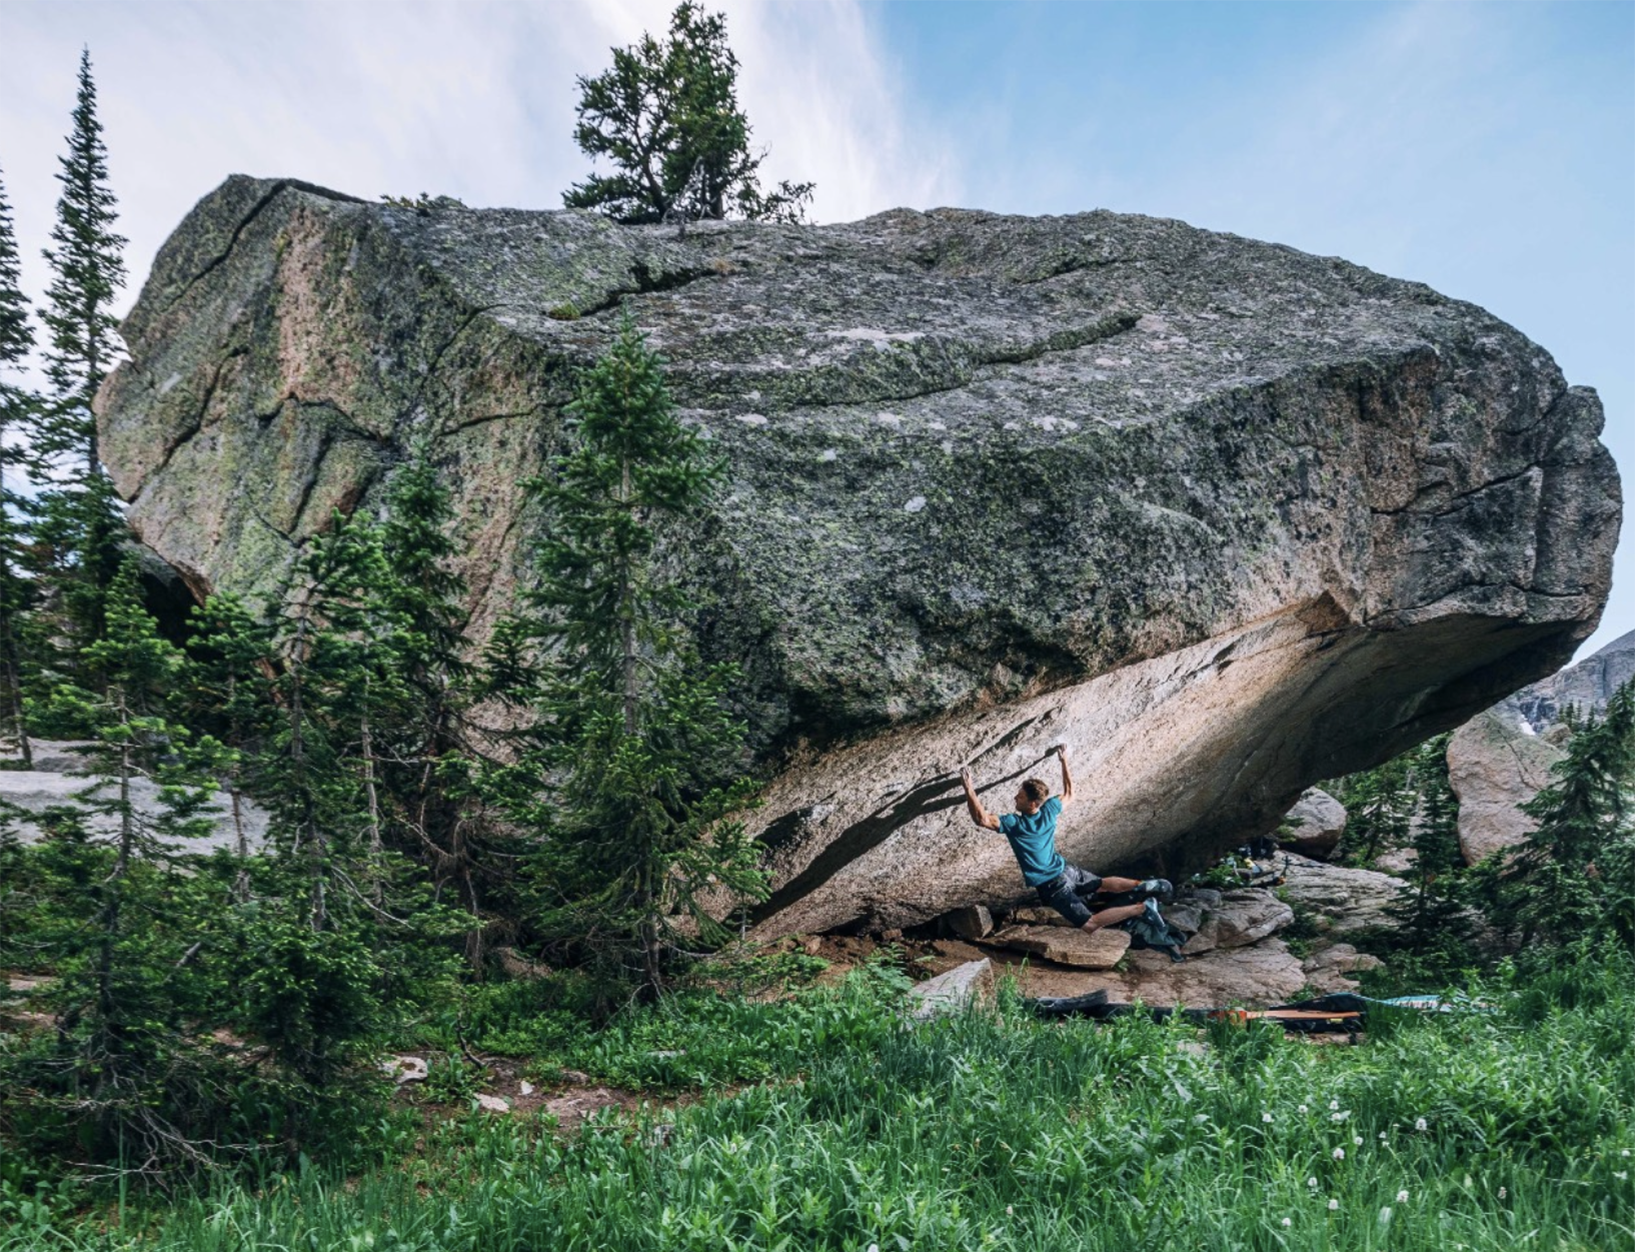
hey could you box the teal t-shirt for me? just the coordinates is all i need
[998,796,1066,886]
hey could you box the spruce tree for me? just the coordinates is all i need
[30,48,128,691]
[0,165,37,764]
[39,48,125,475]
[1383,734,1471,958]
[523,316,763,1000]
[372,445,509,970]
[565,2,813,227]
[10,555,225,1169]
[1485,680,1635,951]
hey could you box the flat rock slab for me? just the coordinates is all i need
[100,178,1619,936]
[908,957,994,1019]
[987,924,1130,969]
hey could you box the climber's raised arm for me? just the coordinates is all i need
[1054,744,1075,807]
[960,766,1001,830]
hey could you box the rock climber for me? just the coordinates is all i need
[959,745,1172,936]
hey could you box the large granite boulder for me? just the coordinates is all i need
[97,177,1619,937]
[1446,629,1633,864]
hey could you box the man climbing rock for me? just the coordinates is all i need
[960,746,1175,940]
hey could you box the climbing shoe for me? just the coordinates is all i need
[1136,878,1174,904]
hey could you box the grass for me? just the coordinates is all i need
[5,954,1633,1251]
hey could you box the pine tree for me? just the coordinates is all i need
[565,2,813,227]
[522,315,763,1000]
[1333,751,1415,866]
[371,444,510,970]
[1384,734,1471,953]
[29,49,128,691]
[39,48,125,475]
[0,165,37,765]
[11,555,226,1170]
[1484,680,1635,951]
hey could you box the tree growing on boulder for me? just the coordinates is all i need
[565,2,814,227]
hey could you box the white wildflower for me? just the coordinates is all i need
[1615,1171,1628,1181]
[869,1245,880,1252]
[1308,1177,1319,1189]
[1379,1132,1389,1142]
[1330,1111,1350,1122]
[1281,1217,1292,1228]
[1332,1147,1345,1161]
[1298,1104,1309,1114]
[1396,1190,1410,1203]
[1353,1135,1363,1147]
[1262,1112,1274,1123]
[1328,1198,1340,1212]
[1378,1206,1393,1224]
[1414,1117,1428,1132]
[1329,1100,1340,1111]
[1498,1187,1507,1200]
[1005,1207,1013,1216]
[1624,1149,1631,1158]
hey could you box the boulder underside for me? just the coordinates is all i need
[98,177,1620,936]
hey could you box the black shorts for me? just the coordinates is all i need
[1036,864,1103,927]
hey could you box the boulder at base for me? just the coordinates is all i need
[98,178,1620,937]
[1279,788,1347,859]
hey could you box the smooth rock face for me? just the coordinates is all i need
[98,177,1620,937]
[1280,787,1347,858]
[1446,709,1564,864]
[1447,629,1633,864]
[1276,853,1405,935]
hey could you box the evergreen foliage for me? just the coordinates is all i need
[1476,678,1635,954]
[27,49,129,706]
[1378,734,1474,979]
[520,315,764,1000]
[38,48,126,476]
[0,166,36,764]
[565,2,814,227]
[1331,750,1415,866]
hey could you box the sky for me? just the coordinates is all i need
[0,0,1630,658]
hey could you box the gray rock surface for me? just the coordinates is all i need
[1276,853,1405,935]
[907,958,994,1019]
[98,176,1620,936]
[943,905,994,940]
[1446,629,1633,863]
[1446,709,1564,864]
[1280,787,1347,858]
[0,764,267,854]
[1181,888,1294,954]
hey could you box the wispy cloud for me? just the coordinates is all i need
[0,0,955,330]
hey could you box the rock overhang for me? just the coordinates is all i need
[97,175,1620,935]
